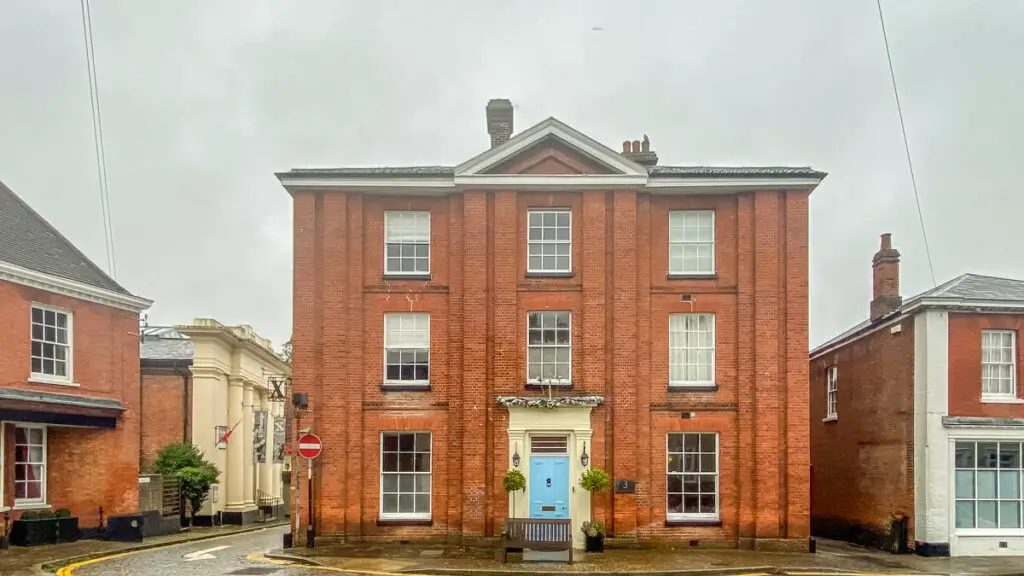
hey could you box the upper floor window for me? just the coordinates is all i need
[982,330,1016,400]
[31,305,71,382]
[527,311,571,385]
[384,211,430,276]
[669,210,715,275]
[668,313,715,387]
[527,210,571,274]
[667,432,718,521]
[383,313,429,386]
[826,366,838,419]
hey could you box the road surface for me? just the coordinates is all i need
[69,526,320,576]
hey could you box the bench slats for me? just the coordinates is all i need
[499,518,573,564]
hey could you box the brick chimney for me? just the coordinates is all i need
[870,233,902,321]
[486,99,513,148]
[621,134,659,166]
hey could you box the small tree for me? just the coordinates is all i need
[281,338,292,365]
[579,467,611,493]
[503,469,527,519]
[154,443,220,526]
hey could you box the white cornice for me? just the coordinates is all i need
[454,173,648,190]
[0,261,152,313]
[645,177,823,194]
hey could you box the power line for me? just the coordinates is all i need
[79,0,117,278]
[876,0,936,286]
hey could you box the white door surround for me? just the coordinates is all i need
[500,396,602,551]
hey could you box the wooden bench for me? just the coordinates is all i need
[498,518,573,564]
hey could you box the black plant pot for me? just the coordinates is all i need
[585,534,605,552]
[9,517,78,547]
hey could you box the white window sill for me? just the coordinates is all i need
[28,376,79,387]
[981,395,1024,404]
[526,381,572,387]
[8,502,52,511]
[666,514,720,524]
[823,415,838,422]
[382,381,430,386]
[378,515,431,522]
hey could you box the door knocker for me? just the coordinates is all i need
[546,477,551,487]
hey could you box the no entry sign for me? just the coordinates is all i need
[297,433,323,459]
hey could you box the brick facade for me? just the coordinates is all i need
[0,280,142,525]
[139,371,192,470]
[285,109,818,550]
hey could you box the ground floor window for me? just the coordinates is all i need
[667,432,718,521]
[15,425,46,504]
[380,432,431,519]
[955,440,1023,529]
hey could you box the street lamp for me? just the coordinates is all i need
[512,443,521,468]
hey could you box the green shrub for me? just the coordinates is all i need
[579,468,611,493]
[54,508,72,519]
[19,511,40,520]
[154,443,221,525]
[35,510,55,520]
[582,520,605,537]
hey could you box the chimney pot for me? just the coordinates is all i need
[631,140,641,153]
[641,134,650,152]
[622,141,631,153]
[870,233,902,321]
[485,99,514,149]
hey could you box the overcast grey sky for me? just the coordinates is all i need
[2,0,1022,349]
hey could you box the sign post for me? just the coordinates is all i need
[298,433,322,548]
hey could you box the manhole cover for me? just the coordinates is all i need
[229,568,281,575]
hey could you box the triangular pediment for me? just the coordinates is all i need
[455,118,648,177]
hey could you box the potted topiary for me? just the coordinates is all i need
[503,469,527,518]
[579,467,611,552]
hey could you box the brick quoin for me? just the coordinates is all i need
[0,280,141,525]
[285,116,815,550]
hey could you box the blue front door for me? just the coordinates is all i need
[529,456,570,519]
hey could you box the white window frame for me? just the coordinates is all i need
[526,209,572,274]
[13,424,47,506]
[668,210,716,275]
[383,312,430,386]
[666,432,719,522]
[982,330,1017,401]
[953,440,1024,532]
[526,311,572,386]
[383,211,431,276]
[29,303,73,385]
[379,431,432,520]
[668,313,716,387]
[826,366,838,420]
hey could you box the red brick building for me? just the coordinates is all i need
[0,181,151,527]
[811,233,1024,557]
[279,100,825,550]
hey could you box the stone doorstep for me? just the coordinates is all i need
[35,520,289,572]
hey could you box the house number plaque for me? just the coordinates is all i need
[614,479,636,494]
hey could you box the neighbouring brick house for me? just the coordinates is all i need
[0,181,151,527]
[811,233,1024,557]
[278,99,826,550]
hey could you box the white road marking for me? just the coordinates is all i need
[182,545,231,561]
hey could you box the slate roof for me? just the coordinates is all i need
[280,165,826,179]
[908,273,1024,303]
[0,180,128,294]
[141,335,194,361]
[812,273,1024,355]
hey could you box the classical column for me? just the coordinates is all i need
[242,381,256,509]
[259,391,275,507]
[224,376,246,513]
